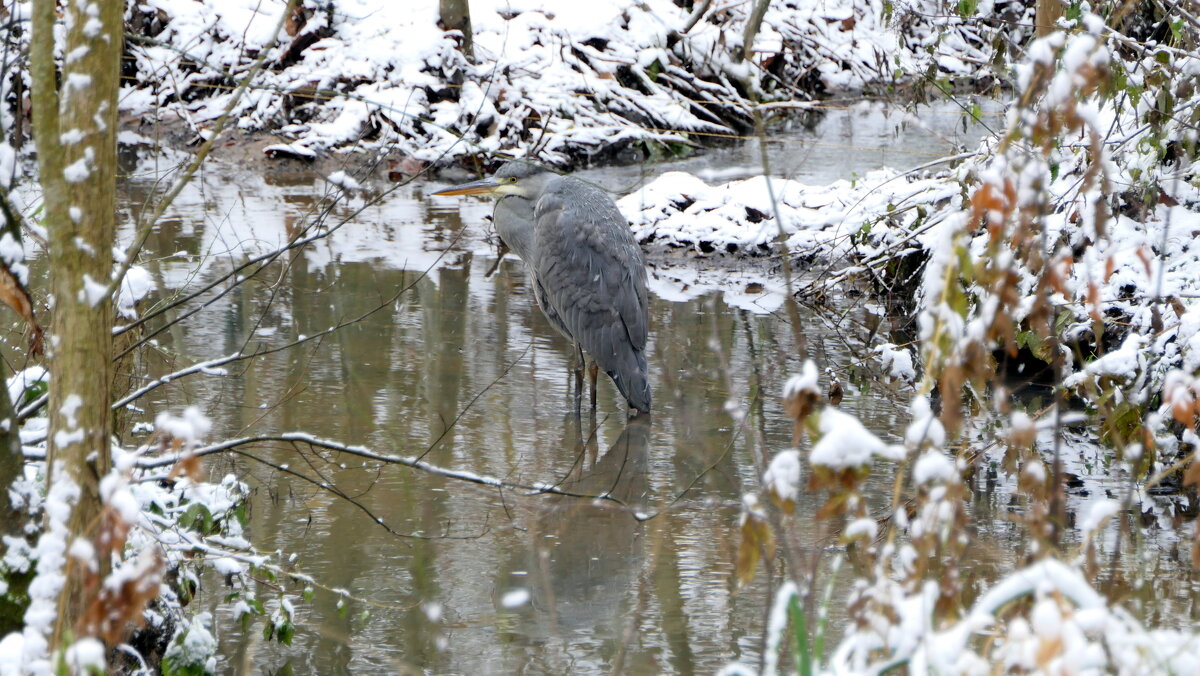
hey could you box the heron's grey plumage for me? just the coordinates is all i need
[531,177,651,413]
[492,161,554,262]
[452,161,652,414]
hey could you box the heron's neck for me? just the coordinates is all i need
[494,195,535,262]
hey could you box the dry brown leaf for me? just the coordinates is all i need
[827,378,844,407]
[734,511,774,590]
[1135,245,1153,277]
[1087,282,1102,323]
[0,264,43,356]
[1184,460,1200,490]
[80,552,164,646]
[1170,296,1187,319]
[167,453,206,482]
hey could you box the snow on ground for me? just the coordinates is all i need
[114,0,1030,165]
[619,167,958,257]
[620,45,1200,420]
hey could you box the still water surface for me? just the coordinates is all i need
[113,102,1193,674]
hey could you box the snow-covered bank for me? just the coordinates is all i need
[719,14,1200,673]
[619,166,960,257]
[624,17,1200,416]
[112,0,1031,166]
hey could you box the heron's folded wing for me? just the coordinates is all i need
[532,179,649,360]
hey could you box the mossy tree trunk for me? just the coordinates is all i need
[29,0,123,645]
[0,359,20,537]
[0,358,29,633]
[0,356,23,632]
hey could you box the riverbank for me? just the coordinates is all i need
[4,1,1200,673]
[111,0,1032,168]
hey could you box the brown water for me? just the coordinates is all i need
[109,102,1196,674]
[132,217,910,673]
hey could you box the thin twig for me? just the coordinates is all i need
[105,0,302,304]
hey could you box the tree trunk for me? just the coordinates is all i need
[738,0,771,63]
[439,0,474,61]
[30,0,122,646]
[1036,0,1064,37]
[0,359,20,535]
[0,360,26,636]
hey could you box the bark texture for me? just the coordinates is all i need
[739,0,771,63]
[0,360,20,536]
[30,0,123,644]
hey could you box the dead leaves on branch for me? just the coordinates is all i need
[79,552,164,647]
[927,33,1116,439]
[1167,371,1200,570]
[734,495,775,590]
[1164,371,1200,429]
[782,362,821,444]
[73,475,166,648]
[71,408,213,647]
[0,262,43,356]
[0,191,43,356]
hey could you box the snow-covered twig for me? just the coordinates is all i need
[123,433,657,519]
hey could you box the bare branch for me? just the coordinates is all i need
[680,0,713,35]
[226,447,487,540]
[104,0,302,304]
[124,433,654,518]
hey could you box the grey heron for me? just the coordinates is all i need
[433,161,652,415]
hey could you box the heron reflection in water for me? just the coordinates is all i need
[434,161,651,416]
[492,415,653,651]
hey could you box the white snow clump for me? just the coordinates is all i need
[117,265,155,320]
[155,406,213,448]
[783,360,820,398]
[163,612,218,674]
[875,342,916,382]
[762,450,802,503]
[810,407,901,470]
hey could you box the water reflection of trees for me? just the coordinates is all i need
[102,168,1196,673]
[135,191,840,671]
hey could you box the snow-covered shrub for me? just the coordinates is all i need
[0,406,265,673]
[161,612,217,676]
[723,12,1200,672]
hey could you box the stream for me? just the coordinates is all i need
[107,100,1195,674]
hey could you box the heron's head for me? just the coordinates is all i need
[432,160,553,199]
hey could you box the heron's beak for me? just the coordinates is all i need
[431,177,505,196]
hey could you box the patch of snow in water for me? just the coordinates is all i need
[501,589,530,608]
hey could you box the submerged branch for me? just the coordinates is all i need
[129,433,655,518]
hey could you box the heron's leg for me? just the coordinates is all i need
[588,361,599,411]
[573,343,584,409]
